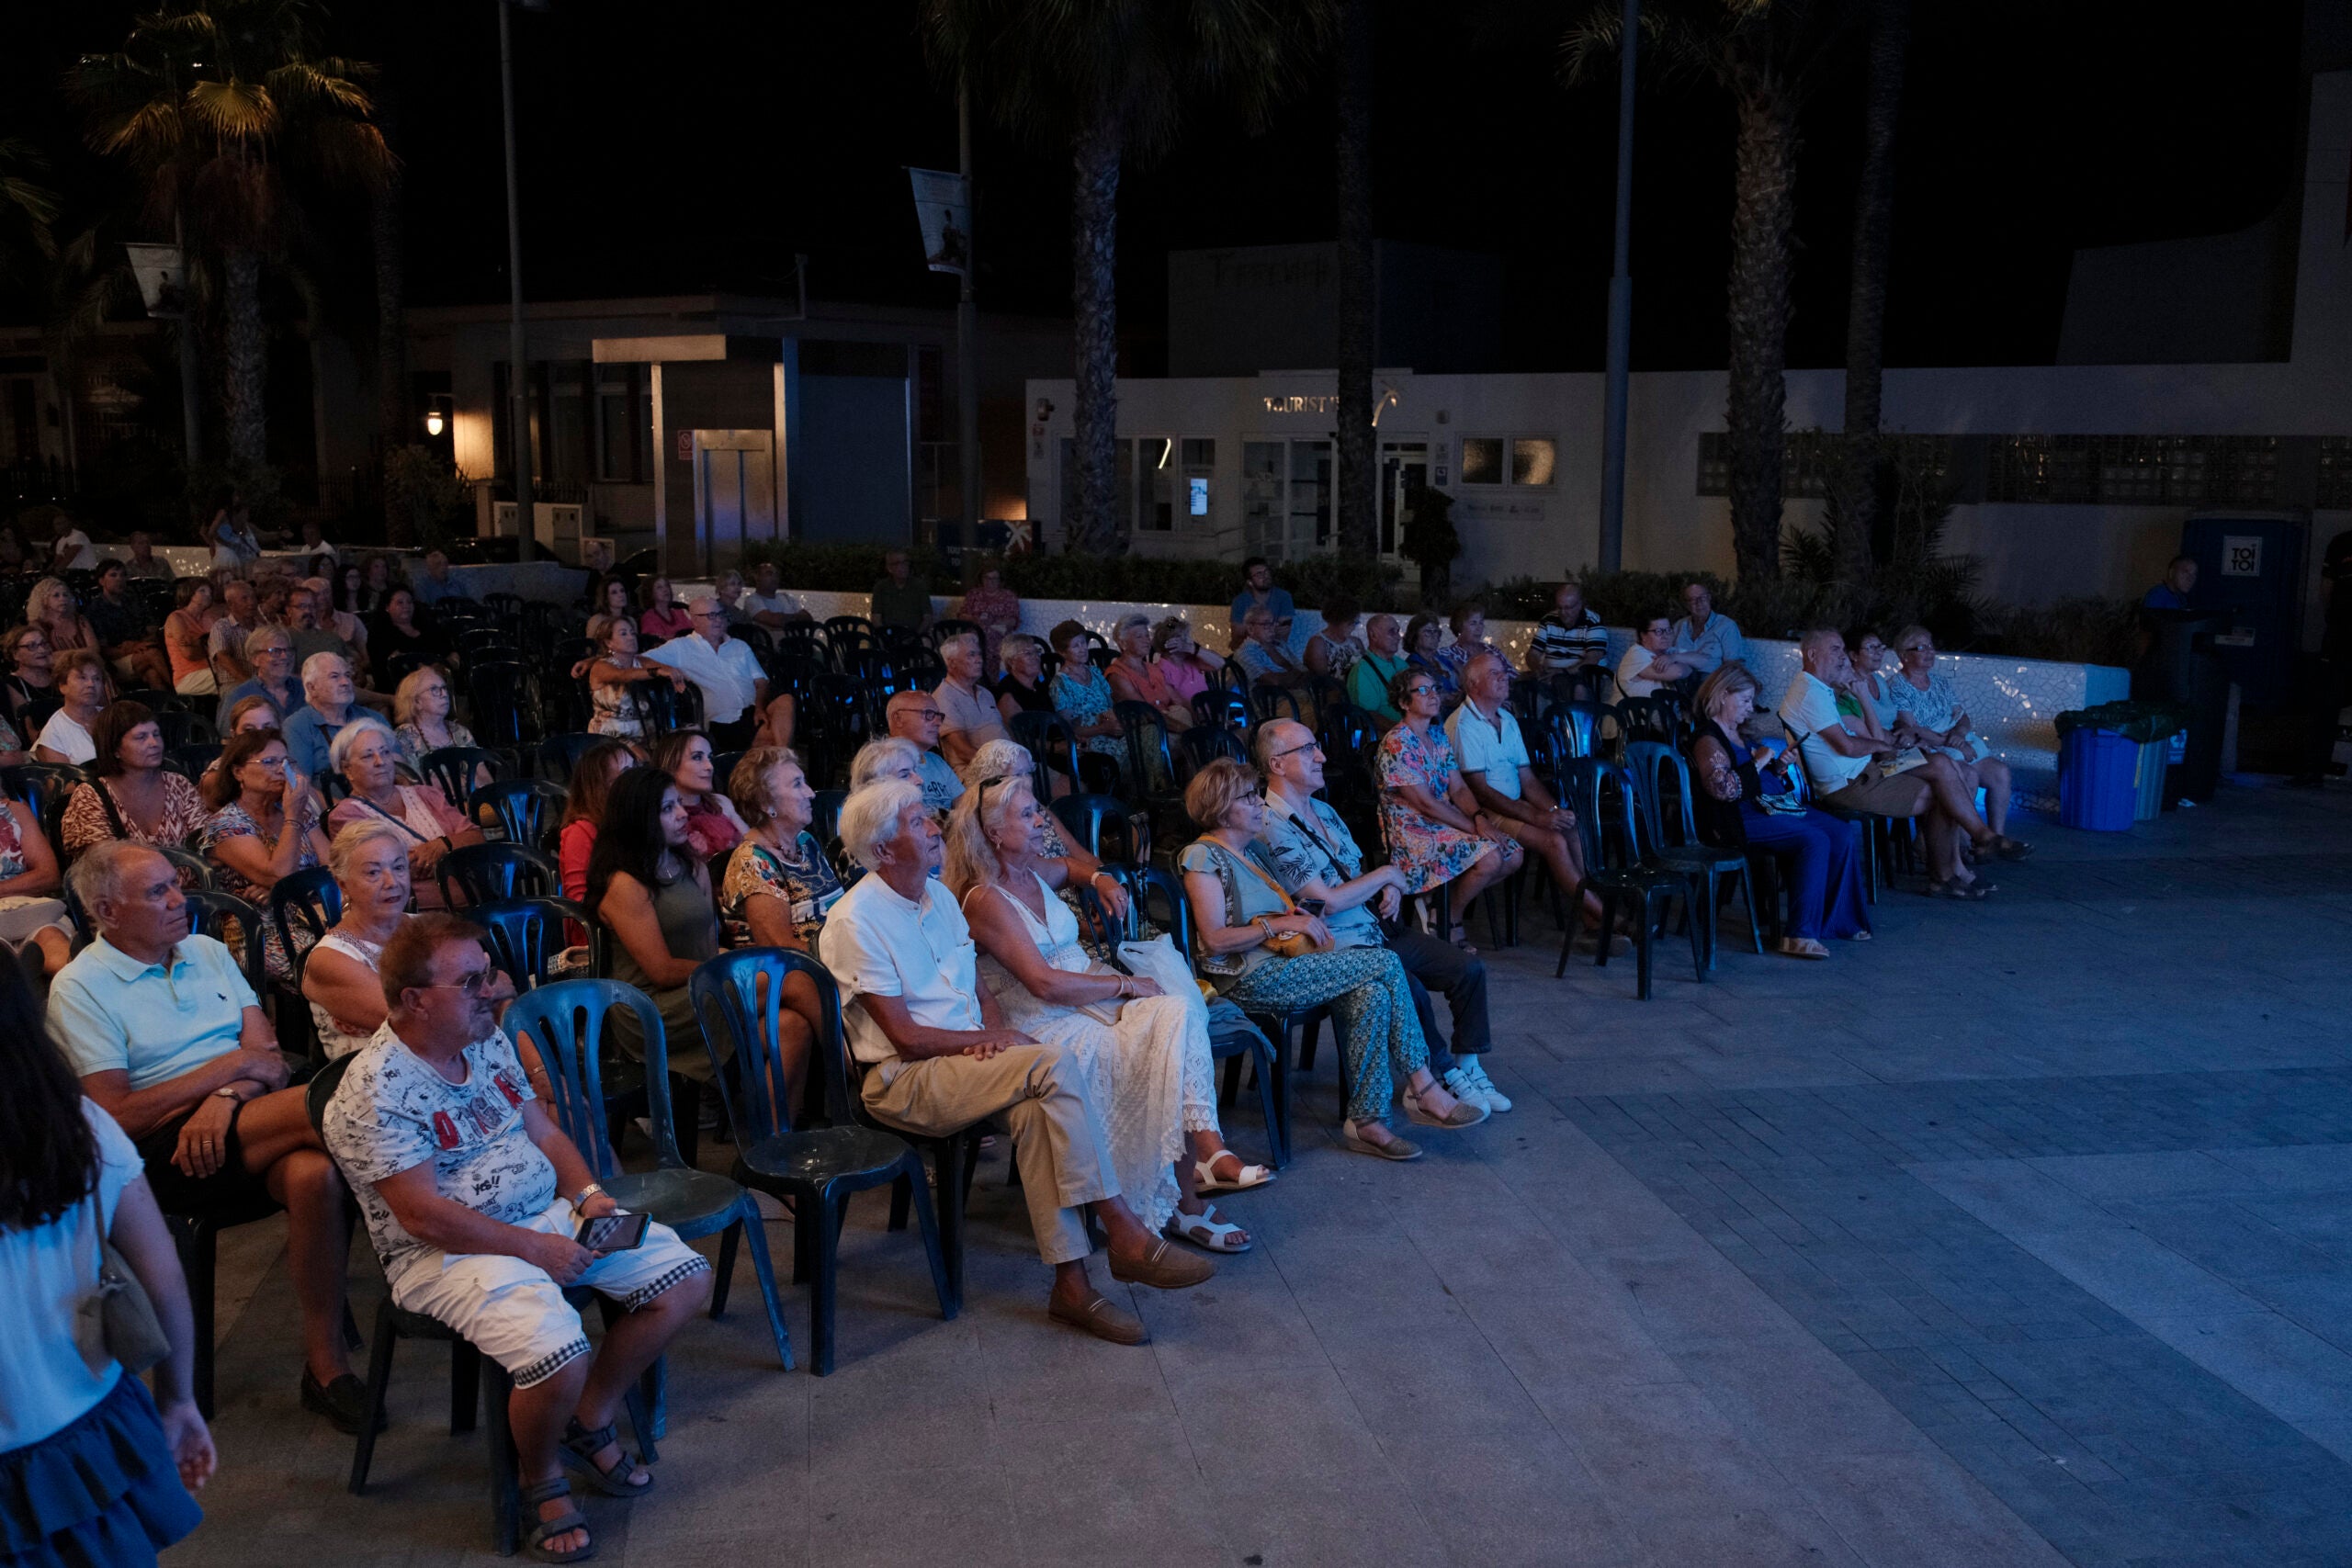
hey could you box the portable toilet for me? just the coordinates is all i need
[2177,511,2309,710]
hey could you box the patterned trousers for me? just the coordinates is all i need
[1220,946,1430,1125]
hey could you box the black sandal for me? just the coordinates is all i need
[560,1417,652,1497]
[522,1478,594,1563]
[1926,878,1992,901]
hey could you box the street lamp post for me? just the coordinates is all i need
[1598,0,1639,574]
[956,78,981,549]
[499,0,535,561]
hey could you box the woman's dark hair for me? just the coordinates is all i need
[204,726,285,809]
[1047,619,1089,658]
[560,740,644,829]
[336,562,364,612]
[91,700,158,779]
[637,576,673,613]
[173,577,208,609]
[1321,598,1359,626]
[1386,664,1430,713]
[1404,613,1443,656]
[1448,600,1486,636]
[584,764,684,915]
[0,957,102,1229]
[308,552,336,581]
[650,728,721,811]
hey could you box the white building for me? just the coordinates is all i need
[1025,71,2352,642]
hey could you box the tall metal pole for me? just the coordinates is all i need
[1597,0,1639,574]
[956,78,981,547]
[173,209,202,467]
[499,0,535,560]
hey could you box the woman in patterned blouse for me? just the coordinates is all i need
[59,701,209,862]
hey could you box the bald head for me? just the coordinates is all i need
[887,688,946,750]
[1257,717,1323,796]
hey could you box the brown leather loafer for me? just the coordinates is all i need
[1049,1292,1149,1344]
[1107,1237,1216,1291]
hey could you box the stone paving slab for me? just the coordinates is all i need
[168,784,2352,1565]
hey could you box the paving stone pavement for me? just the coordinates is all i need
[169,783,2352,1567]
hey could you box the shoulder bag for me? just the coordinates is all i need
[74,1198,169,1376]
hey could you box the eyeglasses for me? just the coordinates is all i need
[913,709,944,722]
[422,968,493,997]
[1404,684,1437,699]
[1265,741,1318,761]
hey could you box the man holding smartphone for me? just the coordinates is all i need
[324,914,711,1562]
[1255,720,1508,1114]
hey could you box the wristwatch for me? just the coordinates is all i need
[571,1182,605,1208]
[213,1086,241,1102]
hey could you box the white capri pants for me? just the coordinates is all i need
[391,1201,709,1388]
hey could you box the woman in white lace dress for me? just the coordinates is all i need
[944,773,1270,1253]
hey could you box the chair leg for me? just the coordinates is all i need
[806,1183,841,1376]
[791,1191,814,1286]
[735,1200,796,1371]
[1686,886,1709,982]
[350,1298,399,1495]
[176,1219,219,1419]
[887,1172,911,1233]
[933,1139,967,1314]
[1251,1043,1285,1170]
[484,1361,520,1557]
[901,1156,956,1325]
[1634,897,1657,999]
[1737,865,1764,954]
[1296,1014,1320,1073]
[450,1336,481,1435]
[1218,1052,1242,1110]
[1592,891,1619,970]
[710,1220,741,1319]
[618,1365,658,1463]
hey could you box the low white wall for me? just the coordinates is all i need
[747,585,2128,794]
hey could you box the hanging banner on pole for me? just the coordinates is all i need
[907,167,970,276]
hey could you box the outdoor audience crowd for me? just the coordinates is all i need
[0,537,2039,1568]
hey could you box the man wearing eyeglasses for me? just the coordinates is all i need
[325,913,710,1560]
[886,689,967,811]
[1254,720,1509,1114]
[50,841,366,1432]
[645,593,772,749]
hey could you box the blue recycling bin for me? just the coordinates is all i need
[2059,728,2139,831]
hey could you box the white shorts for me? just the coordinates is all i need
[390,1201,709,1388]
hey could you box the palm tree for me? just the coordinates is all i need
[1333,0,1377,560]
[0,140,60,288]
[1838,0,1909,580]
[922,0,1331,556]
[72,0,390,471]
[1567,0,1852,585]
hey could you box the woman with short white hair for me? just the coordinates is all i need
[947,774,1267,1252]
[301,820,413,1058]
[325,717,483,908]
[848,735,924,792]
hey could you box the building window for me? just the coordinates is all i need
[1459,437,1503,485]
[1510,438,1556,487]
[1985,434,2280,505]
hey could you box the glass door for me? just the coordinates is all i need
[1380,441,1428,559]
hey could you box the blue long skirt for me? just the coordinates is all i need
[1743,804,1871,942]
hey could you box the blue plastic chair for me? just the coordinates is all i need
[1006,711,1082,799]
[503,979,794,1379]
[690,950,954,1374]
[470,778,567,851]
[436,842,560,908]
[472,897,603,988]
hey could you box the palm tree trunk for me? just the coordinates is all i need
[1839,0,1908,577]
[1069,102,1123,557]
[374,90,410,459]
[1333,0,1378,560]
[1724,75,1798,585]
[220,246,267,468]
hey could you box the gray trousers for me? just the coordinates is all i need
[1384,925,1493,1069]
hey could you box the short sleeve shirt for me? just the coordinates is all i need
[322,1023,557,1288]
[1779,671,1869,792]
[645,635,765,724]
[933,678,1004,743]
[916,751,966,811]
[1260,795,1381,949]
[720,833,843,949]
[1530,608,1606,671]
[1616,644,1663,699]
[820,874,983,1065]
[48,935,259,1091]
[0,1102,143,1450]
[1446,701,1532,802]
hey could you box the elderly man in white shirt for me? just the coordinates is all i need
[820,777,1213,1345]
[1446,648,1606,932]
[644,594,772,750]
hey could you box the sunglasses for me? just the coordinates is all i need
[421,968,494,997]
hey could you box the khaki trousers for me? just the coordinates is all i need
[861,1043,1118,1267]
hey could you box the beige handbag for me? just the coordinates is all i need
[75,1204,169,1376]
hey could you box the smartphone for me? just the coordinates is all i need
[574,1211,650,1254]
[1295,897,1327,917]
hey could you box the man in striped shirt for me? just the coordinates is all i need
[1527,578,1609,695]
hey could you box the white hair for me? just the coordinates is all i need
[70,840,166,924]
[849,736,922,789]
[326,713,400,773]
[839,778,925,872]
[963,737,1034,785]
[938,631,979,661]
[300,650,350,691]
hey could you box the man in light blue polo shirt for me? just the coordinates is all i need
[1669,580,1747,678]
[1447,648,1604,935]
[47,840,367,1432]
[279,651,357,779]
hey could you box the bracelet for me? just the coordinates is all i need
[571,1182,605,1208]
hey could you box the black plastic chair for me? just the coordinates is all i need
[1554,757,1702,998]
[1249,684,1306,728]
[418,745,510,802]
[155,843,215,891]
[1113,700,1186,853]
[470,778,567,851]
[1623,739,1760,968]
[1191,688,1250,734]
[268,866,343,984]
[164,741,221,782]
[635,677,705,737]
[690,950,955,1374]
[1543,701,1616,767]
[471,897,601,989]
[153,707,219,748]
[1617,694,1686,750]
[1048,791,1147,865]
[1005,712,1081,799]
[465,663,540,748]
[2,761,88,860]
[1176,724,1250,781]
[537,731,603,784]
[808,788,847,845]
[505,980,792,1374]
[436,841,560,908]
[182,889,268,1001]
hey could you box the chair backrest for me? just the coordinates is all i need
[1249,684,1304,728]
[303,1051,356,1137]
[268,866,342,982]
[1048,792,1143,864]
[503,978,673,1178]
[691,947,843,1137]
[183,889,266,998]
[1176,724,1248,781]
[1005,712,1080,799]
[164,742,221,782]
[465,664,538,747]
[536,732,601,785]
[1544,701,1613,764]
[1622,739,1701,851]
[1191,688,1250,733]
[3,761,88,852]
[473,896,600,989]
[1560,756,1645,870]
[732,623,775,660]
[1111,699,1175,798]
[808,788,847,845]
[470,778,567,851]
[929,617,979,649]
[419,745,509,801]
[153,707,218,748]
[1136,863,1192,955]
[436,841,560,908]
[156,843,214,891]
[1618,694,1684,750]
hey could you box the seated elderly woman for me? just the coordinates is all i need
[1689,662,1870,960]
[588,765,724,1089]
[60,699,210,859]
[1886,625,2027,853]
[960,736,1125,939]
[198,727,333,982]
[1046,620,1125,793]
[948,773,1269,1253]
[325,716,485,908]
[1374,663,1522,950]
[1105,611,1193,734]
[1178,757,1483,1160]
[717,747,839,1122]
[390,664,481,778]
[300,819,413,1058]
[1148,616,1225,714]
[581,611,684,740]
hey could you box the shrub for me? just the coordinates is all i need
[1973,597,2141,666]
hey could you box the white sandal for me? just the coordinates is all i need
[1165,1206,1252,1253]
[1193,1153,1275,1196]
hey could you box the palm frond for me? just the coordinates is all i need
[188,78,279,143]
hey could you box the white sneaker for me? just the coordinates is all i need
[1442,1066,1491,1114]
[1460,1058,1512,1112]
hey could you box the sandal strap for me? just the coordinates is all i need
[522,1478,575,1506]
[563,1417,618,1453]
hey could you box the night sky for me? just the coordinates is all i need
[1,0,2313,373]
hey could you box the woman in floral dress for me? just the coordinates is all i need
[1371,666,1520,948]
